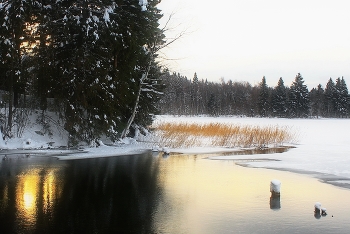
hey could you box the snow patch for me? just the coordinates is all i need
[139,0,148,11]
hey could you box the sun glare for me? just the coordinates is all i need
[14,168,63,230]
[16,170,40,225]
[23,190,35,210]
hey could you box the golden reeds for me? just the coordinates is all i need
[151,122,297,148]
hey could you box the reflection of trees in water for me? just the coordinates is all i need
[53,153,162,233]
[0,153,163,233]
[0,159,17,234]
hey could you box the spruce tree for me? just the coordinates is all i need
[289,73,310,118]
[258,76,270,117]
[191,72,199,115]
[335,77,349,117]
[324,78,336,117]
[309,84,324,117]
[271,77,287,117]
[120,0,166,138]
[0,0,164,143]
[340,77,350,116]
[40,1,123,142]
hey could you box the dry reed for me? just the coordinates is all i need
[151,122,297,148]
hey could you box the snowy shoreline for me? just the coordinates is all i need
[0,145,149,160]
[2,115,350,190]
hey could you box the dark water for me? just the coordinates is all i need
[0,152,350,233]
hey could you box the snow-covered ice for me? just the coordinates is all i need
[154,116,350,184]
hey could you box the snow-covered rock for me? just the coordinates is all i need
[314,202,322,213]
[162,147,170,154]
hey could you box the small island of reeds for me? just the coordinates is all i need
[152,122,297,149]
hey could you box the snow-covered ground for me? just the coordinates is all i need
[0,111,149,160]
[2,114,350,188]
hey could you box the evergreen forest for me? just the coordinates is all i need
[158,72,350,118]
[0,0,165,144]
[0,1,349,146]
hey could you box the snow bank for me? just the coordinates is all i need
[54,145,148,160]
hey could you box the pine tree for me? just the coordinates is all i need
[258,76,270,117]
[31,1,59,111]
[271,77,287,117]
[0,0,36,136]
[288,73,310,118]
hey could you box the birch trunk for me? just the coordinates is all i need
[120,15,184,139]
[120,62,151,139]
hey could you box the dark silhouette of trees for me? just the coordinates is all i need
[159,72,350,119]
[310,84,325,118]
[0,1,166,143]
[324,78,336,117]
[334,77,349,117]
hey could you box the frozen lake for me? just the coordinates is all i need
[0,152,349,233]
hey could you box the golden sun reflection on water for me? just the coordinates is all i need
[43,169,62,217]
[16,170,40,225]
[14,168,62,231]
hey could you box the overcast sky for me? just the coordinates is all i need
[157,0,350,88]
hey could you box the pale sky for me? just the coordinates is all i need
[158,0,350,88]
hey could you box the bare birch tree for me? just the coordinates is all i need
[120,14,186,138]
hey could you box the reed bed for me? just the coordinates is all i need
[152,122,297,148]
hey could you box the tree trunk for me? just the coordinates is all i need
[7,74,13,135]
[113,53,118,69]
[120,61,151,139]
[120,81,142,139]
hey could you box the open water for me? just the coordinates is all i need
[0,152,349,233]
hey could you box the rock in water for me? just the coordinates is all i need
[314,202,321,213]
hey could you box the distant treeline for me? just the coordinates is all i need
[158,72,350,118]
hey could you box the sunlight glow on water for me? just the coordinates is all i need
[16,170,40,229]
[43,169,62,216]
[153,154,350,233]
[1,165,65,232]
